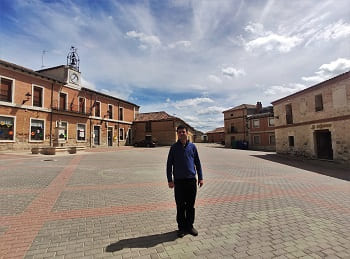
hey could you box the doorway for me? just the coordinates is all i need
[107,127,113,147]
[315,130,333,160]
[93,126,100,146]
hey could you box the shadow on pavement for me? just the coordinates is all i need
[252,154,349,181]
[106,231,178,252]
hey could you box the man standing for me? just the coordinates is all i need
[167,125,204,238]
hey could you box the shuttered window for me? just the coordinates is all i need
[33,86,43,107]
[0,78,12,102]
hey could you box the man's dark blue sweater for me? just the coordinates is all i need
[167,140,203,182]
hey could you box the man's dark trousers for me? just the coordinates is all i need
[174,178,197,231]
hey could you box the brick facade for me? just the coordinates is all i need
[272,71,350,164]
[0,59,139,151]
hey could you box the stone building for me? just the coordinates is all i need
[247,103,275,151]
[271,71,350,164]
[206,127,225,144]
[223,104,256,148]
[0,49,139,151]
[133,111,196,145]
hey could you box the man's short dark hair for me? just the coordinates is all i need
[177,125,187,132]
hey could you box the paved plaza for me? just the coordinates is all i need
[0,144,349,259]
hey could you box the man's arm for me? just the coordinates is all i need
[166,146,174,188]
[193,145,203,187]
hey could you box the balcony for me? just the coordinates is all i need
[51,100,91,116]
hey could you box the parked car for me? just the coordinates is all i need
[134,139,156,147]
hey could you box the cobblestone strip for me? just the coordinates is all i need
[0,155,82,259]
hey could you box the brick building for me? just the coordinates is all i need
[133,111,196,145]
[206,127,225,144]
[223,104,256,148]
[271,71,350,164]
[0,50,139,151]
[247,102,275,151]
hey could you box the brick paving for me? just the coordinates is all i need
[0,144,349,258]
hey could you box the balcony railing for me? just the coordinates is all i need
[51,100,91,115]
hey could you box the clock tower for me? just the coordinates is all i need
[66,46,81,89]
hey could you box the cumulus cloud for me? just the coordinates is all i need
[197,106,226,115]
[222,67,246,78]
[208,75,222,84]
[265,83,306,96]
[173,97,214,109]
[302,58,350,83]
[168,40,191,49]
[126,30,161,49]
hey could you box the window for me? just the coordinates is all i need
[79,97,85,114]
[59,92,67,110]
[253,119,260,128]
[285,104,293,124]
[108,104,113,119]
[33,86,43,107]
[119,107,124,120]
[288,136,294,147]
[315,94,323,112]
[119,128,124,140]
[268,117,275,127]
[95,101,101,117]
[0,77,13,102]
[230,124,236,133]
[77,123,86,141]
[269,134,275,145]
[145,121,152,132]
[253,135,260,144]
[30,119,44,141]
[0,116,15,141]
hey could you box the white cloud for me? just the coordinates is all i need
[197,106,226,115]
[302,58,350,83]
[168,40,191,49]
[245,33,302,53]
[126,30,161,49]
[81,77,96,90]
[173,97,214,109]
[208,75,222,84]
[265,83,306,96]
[222,67,246,78]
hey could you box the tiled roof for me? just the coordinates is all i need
[134,111,176,122]
[206,127,224,134]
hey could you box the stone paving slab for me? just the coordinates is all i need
[0,144,349,258]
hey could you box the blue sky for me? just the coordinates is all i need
[1,0,349,132]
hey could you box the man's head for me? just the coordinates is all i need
[177,125,188,143]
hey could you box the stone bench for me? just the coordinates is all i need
[31,146,86,155]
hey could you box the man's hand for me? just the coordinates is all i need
[198,180,204,188]
[168,181,174,188]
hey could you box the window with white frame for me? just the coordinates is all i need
[119,107,124,121]
[77,123,86,141]
[253,135,260,144]
[269,134,275,145]
[30,119,45,141]
[119,128,124,140]
[0,77,14,103]
[253,119,260,128]
[95,101,101,117]
[60,121,68,140]
[268,117,274,127]
[108,104,113,119]
[33,85,43,107]
[0,116,15,141]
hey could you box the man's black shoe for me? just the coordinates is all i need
[188,227,198,236]
[177,230,185,238]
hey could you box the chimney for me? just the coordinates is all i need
[256,101,262,113]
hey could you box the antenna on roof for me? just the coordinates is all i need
[41,50,47,68]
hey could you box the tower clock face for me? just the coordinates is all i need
[70,72,79,84]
